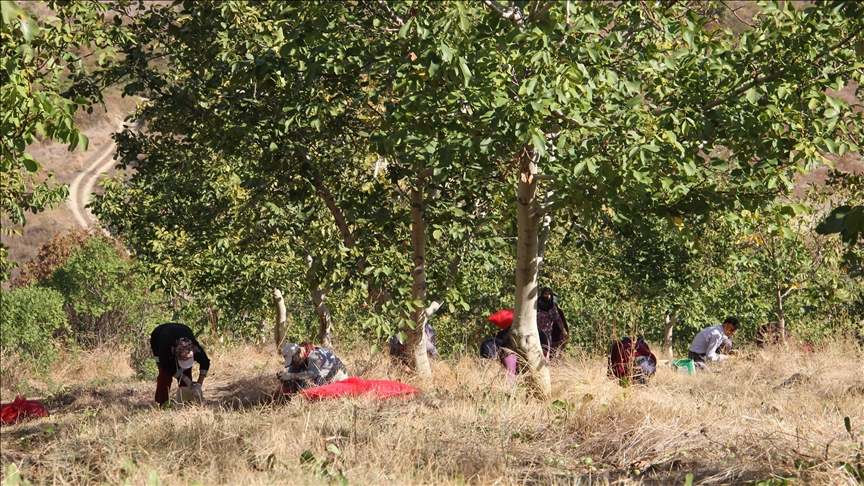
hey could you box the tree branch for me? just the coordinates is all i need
[375,0,404,26]
[720,0,755,28]
[527,0,555,23]
[482,0,525,30]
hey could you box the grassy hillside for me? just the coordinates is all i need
[1,342,862,485]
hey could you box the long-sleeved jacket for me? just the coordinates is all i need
[287,348,347,382]
[150,323,210,380]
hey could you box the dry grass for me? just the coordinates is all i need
[2,341,863,485]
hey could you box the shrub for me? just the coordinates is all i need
[12,229,95,288]
[0,285,67,373]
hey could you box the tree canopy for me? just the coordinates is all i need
[77,0,864,394]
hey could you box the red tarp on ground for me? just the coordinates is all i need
[299,377,421,401]
[488,309,514,329]
[1,396,49,425]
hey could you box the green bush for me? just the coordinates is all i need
[36,233,173,375]
[0,285,67,372]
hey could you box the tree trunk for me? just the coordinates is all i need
[311,287,332,347]
[304,251,333,347]
[272,287,286,349]
[206,307,220,342]
[663,311,677,359]
[512,147,551,398]
[776,286,787,346]
[537,190,554,273]
[407,178,432,380]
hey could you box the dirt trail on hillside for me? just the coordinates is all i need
[66,118,124,229]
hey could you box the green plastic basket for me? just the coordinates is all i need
[673,359,695,375]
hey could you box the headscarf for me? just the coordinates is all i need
[538,287,554,312]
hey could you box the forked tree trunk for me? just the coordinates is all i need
[512,147,551,398]
[407,177,432,380]
[663,312,677,359]
[272,287,287,349]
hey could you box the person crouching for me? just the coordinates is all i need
[275,342,349,396]
[150,323,210,406]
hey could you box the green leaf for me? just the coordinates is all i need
[573,161,587,176]
[12,6,40,42]
[531,130,546,157]
[745,88,761,104]
[1,1,24,25]
[327,444,342,457]
[625,96,642,108]
[22,157,40,173]
[525,77,538,96]
[398,17,413,38]
[683,29,694,46]
[458,58,472,86]
[433,228,442,239]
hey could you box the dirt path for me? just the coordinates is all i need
[66,119,124,229]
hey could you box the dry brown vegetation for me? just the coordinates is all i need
[2,341,863,485]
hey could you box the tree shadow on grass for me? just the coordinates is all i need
[207,375,275,410]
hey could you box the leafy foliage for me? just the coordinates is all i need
[0,0,129,281]
[0,284,67,372]
[81,0,864,362]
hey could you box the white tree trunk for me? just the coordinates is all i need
[512,147,551,398]
[663,312,677,359]
[272,287,287,349]
[776,286,787,346]
[407,179,432,380]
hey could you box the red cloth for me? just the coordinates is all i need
[609,339,656,378]
[299,377,421,401]
[488,309,514,329]
[1,396,49,425]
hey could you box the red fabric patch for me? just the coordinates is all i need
[488,309,514,329]
[299,377,421,401]
[1,396,49,425]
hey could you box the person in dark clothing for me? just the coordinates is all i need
[479,326,519,379]
[755,322,790,347]
[150,323,210,405]
[608,336,657,385]
[537,287,569,359]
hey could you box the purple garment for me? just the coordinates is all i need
[537,307,563,358]
[389,323,438,358]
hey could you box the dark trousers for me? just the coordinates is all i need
[688,350,706,363]
[155,362,193,404]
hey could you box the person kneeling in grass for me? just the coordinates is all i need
[150,323,210,405]
[688,317,740,370]
[275,342,349,396]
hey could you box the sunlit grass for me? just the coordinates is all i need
[2,340,862,485]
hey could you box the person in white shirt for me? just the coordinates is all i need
[688,317,740,365]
